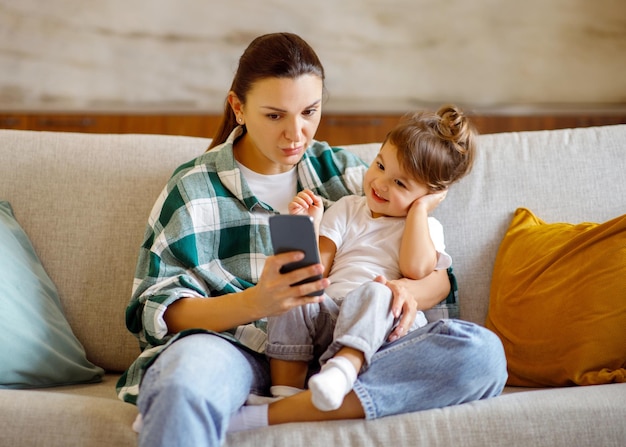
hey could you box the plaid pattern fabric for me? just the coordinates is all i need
[117,129,367,404]
[423,267,459,322]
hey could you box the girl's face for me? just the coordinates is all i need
[363,142,430,218]
[230,74,323,175]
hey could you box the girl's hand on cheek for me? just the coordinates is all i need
[413,190,448,214]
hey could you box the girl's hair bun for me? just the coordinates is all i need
[436,104,473,155]
[385,104,477,191]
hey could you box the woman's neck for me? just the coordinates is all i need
[233,133,295,175]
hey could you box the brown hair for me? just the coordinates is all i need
[384,104,477,191]
[208,33,325,149]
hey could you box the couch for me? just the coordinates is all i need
[0,124,624,446]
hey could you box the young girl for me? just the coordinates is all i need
[266,105,478,412]
[117,32,507,447]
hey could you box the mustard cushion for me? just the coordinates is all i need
[485,208,626,387]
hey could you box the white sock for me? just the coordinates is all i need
[227,404,268,433]
[246,385,303,405]
[308,356,357,411]
[245,394,282,405]
[132,413,143,433]
[270,385,303,398]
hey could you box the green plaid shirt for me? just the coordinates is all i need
[116,128,367,404]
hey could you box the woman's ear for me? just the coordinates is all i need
[227,91,244,119]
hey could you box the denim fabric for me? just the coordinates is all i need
[265,293,340,363]
[354,319,507,419]
[137,319,506,446]
[327,282,404,365]
[136,334,270,447]
[267,281,427,367]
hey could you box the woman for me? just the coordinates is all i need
[117,32,507,447]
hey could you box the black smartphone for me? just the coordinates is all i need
[269,214,324,296]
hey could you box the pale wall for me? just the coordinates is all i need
[1,0,625,112]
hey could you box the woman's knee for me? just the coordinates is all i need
[445,320,508,396]
[448,320,506,364]
[140,334,257,409]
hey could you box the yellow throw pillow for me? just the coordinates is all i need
[485,208,626,387]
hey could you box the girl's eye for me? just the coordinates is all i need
[395,179,407,189]
[376,161,384,170]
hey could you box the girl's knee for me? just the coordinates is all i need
[344,281,392,305]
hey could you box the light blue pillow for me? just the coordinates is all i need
[0,201,104,388]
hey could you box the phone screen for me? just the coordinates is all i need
[269,215,324,296]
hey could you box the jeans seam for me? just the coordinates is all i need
[352,379,377,420]
[265,343,315,362]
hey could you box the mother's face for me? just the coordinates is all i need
[230,74,323,175]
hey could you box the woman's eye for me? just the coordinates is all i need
[303,108,318,117]
[267,114,281,120]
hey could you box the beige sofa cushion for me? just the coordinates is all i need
[1,125,625,373]
[0,131,210,372]
[0,127,625,447]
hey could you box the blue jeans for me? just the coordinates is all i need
[267,281,428,366]
[137,320,507,447]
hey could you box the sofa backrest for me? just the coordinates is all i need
[1,125,624,372]
[0,130,210,372]
[347,125,626,327]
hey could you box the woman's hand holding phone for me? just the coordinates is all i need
[269,215,326,297]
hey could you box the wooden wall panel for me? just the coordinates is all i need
[1,112,624,145]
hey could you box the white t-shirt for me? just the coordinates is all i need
[236,162,297,215]
[320,195,451,300]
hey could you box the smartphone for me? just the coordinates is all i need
[269,214,324,296]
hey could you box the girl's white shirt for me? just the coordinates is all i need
[321,195,451,301]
